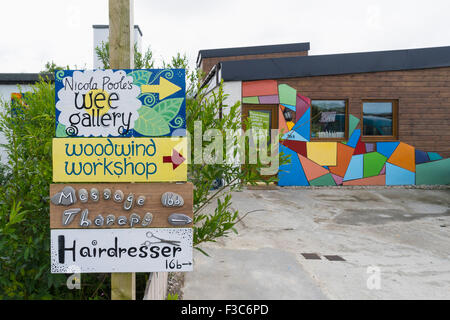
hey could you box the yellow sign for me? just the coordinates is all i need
[53,137,187,182]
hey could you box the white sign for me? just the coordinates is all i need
[50,228,193,273]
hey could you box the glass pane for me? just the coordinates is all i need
[311,100,346,138]
[363,102,393,136]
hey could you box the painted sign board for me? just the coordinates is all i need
[52,137,187,182]
[50,183,193,229]
[50,228,193,273]
[54,69,186,138]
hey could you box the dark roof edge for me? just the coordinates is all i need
[92,24,143,37]
[197,42,310,66]
[0,73,54,84]
[221,45,450,81]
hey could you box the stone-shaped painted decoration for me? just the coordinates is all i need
[363,152,387,178]
[79,209,91,227]
[90,188,100,202]
[343,154,364,181]
[106,214,115,226]
[117,216,128,226]
[94,215,104,227]
[161,192,184,207]
[168,213,192,226]
[51,186,77,206]
[278,144,309,186]
[113,190,124,203]
[141,212,153,227]
[386,163,415,185]
[136,195,145,206]
[62,208,81,226]
[103,188,112,200]
[78,188,89,203]
[123,193,134,211]
[416,158,450,185]
[129,213,141,227]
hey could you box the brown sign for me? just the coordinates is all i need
[50,183,193,229]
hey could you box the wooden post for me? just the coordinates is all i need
[109,0,136,300]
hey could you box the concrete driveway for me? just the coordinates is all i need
[182,187,450,299]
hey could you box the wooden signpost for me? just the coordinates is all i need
[50,0,192,300]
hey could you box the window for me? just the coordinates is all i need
[362,100,398,140]
[310,100,347,139]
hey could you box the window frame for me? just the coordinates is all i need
[309,98,349,142]
[361,99,398,142]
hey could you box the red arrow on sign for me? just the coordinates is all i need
[163,149,185,170]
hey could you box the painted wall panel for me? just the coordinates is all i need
[241,80,449,186]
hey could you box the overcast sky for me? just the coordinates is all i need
[1,0,449,73]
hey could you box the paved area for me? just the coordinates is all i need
[182,187,450,299]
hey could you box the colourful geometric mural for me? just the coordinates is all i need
[242,80,450,186]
